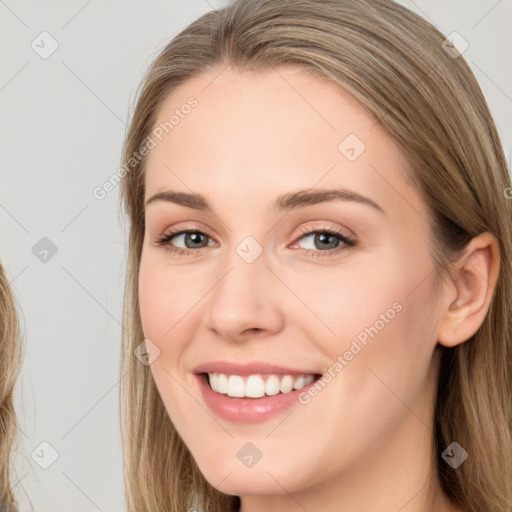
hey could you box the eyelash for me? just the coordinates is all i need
[154,225,357,258]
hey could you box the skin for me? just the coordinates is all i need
[139,64,499,512]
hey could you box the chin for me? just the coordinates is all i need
[192,448,308,496]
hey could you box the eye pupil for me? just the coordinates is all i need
[186,232,207,248]
[316,233,339,250]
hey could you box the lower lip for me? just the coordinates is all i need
[194,373,319,424]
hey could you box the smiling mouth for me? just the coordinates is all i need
[202,372,323,399]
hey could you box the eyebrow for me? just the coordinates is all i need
[145,187,385,215]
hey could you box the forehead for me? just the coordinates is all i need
[144,64,423,223]
[150,64,376,157]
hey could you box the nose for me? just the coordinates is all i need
[204,249,284,342]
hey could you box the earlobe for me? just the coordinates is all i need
[437,232,500,348]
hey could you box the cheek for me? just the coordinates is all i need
[138,257,198,421]
[137,250,212,405]
[283,258,425,351]
[295,248,440,396]
[327,263,441,424]
[138,262,165,342]
[138,253,200,346]
[138,255,185,374]
[285,266,441,471]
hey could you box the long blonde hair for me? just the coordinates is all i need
[0,261,22,511]
[119,1,512,510]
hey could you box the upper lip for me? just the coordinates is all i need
[193,361,322,376]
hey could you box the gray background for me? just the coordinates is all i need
[1,1,510,510]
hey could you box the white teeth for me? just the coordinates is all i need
[245,375,265,398]
[280,375,294,393]
[209,372,219,391]
[218,373,229,394]
[293,376,306,390]
[265,375,281,396]
[207,373,315,398]
[228,375,245,397]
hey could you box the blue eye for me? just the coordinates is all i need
[155,230,214,256]
[293,227,356,256]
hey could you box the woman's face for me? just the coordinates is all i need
[139,65,446,501]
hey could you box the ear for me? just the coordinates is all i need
[437,232,500,348]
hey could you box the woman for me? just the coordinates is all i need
[0,261,22,512]
[119,0,512,510]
